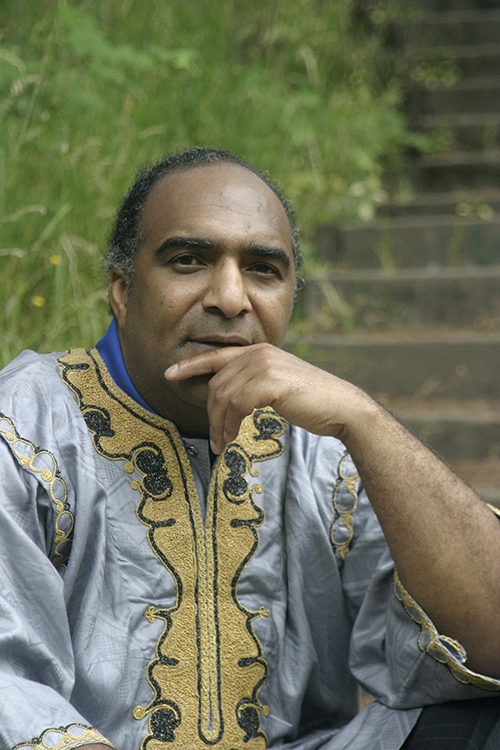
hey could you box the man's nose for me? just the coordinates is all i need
[201,260,252,318]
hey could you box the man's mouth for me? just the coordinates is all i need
[188,335,250,352]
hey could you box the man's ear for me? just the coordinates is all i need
[108,269,128,329]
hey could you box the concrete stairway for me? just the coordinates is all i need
[289,0,500,505]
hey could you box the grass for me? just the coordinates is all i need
[1,0,421,365]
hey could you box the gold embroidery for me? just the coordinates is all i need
[58,349,287,750]
[256,607,270,620]
[394,571,500,691]
[13,723,114,750]
[487,503,500,519]
[0,413,74,567]
[330,452,359,562]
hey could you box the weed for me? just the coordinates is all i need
[1,0,421,364]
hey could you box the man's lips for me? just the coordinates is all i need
[167,336,253,381]
[188,335,250,352]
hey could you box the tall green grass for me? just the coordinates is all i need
[1,0,420,365]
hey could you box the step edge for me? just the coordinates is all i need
[304,264,500,281]
[319,213,500,230]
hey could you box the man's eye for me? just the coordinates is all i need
[251,263,280,277]
[172,253,202,267]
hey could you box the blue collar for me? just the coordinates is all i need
[96,319,216,461]
[95,319,157,415]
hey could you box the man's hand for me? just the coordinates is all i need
[166,343,500,678]
[165,343,372,454]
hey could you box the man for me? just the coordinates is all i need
[0,147,499,750]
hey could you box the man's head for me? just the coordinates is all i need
[107,149,299,436]
[104,147,301,284]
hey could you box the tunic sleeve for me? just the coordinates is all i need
[336,458,500,707]
[0,426,114,750]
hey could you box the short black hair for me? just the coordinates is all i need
[104,147,301,285]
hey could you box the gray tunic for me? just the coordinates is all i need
[0,348,498,750]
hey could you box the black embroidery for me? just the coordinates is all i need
[135,447,174,499]
[83,407,115,439]
[238,657,256,667]
[236,701,264,743]
[148,705,181,744]
[254,414,283,442]
[223,449,249,502]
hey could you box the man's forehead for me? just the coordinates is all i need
[145,161,276,201]
[139,162,293,249]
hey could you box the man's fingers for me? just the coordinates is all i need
[208,365,281,453]
[207,370,251,453]
[164,344,275,453]
[164,346,246,381]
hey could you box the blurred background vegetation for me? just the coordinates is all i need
[1,0,426,365]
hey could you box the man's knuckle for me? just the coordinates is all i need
[212,381,233,404]
[211,388,225,406]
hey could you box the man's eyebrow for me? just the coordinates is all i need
[245,244,291,269]
[154,236,214,255]
[154,236,291,269]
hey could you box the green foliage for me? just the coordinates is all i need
[1,0,419,364]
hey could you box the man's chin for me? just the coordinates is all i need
[173,374,211,405]
[156,376,211,436]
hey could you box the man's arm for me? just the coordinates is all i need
[165,343,500,677]
[0,431,116,750]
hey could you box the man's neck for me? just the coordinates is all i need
[96,319,211,439]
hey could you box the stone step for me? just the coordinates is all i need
[415,42,500,79]
[302,265,500,328]
[381,401,500,506]
[402,149,500,192]
[448,458,500,507]
[382,397,500,461]
[316,213,500,268]
[356,0,499,16]
[382,399,500,503]
[413,112,500,150]
[409,0,500,11]
[377,188,500,217]
[285,331,500,400]
[390,10,500,48]
[407,76,500,119]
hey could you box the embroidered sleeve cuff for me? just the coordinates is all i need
[487,503,500,520]
[394,570,500,691]
[13,724,115,750]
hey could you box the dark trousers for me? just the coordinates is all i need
[401,698,500,749]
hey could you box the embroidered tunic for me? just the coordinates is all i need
[0,347,499,750]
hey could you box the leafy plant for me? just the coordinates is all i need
[1,0,423,364]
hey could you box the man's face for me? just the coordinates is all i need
[109,162,296,436]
